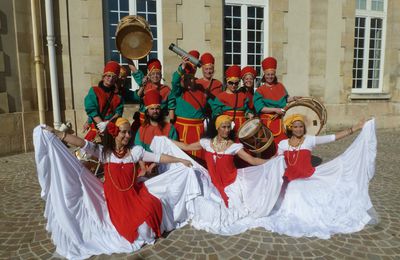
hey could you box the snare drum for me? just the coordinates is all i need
[283,97,327,135]
[238,118,274,153]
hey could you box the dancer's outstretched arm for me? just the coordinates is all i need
[172,140,202,151]
[334,119,365,141]
[43,126,85,148]
[237,149,267,166]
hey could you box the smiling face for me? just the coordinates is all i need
[226,79,240,93]
[103,73,117,87]
[242,74,255,88]
[291,120,305,138]
[217,121,232,139]
[263,70,276,84]
[115,122,131,147]
[202,64,214,80]
[148,70,162,84]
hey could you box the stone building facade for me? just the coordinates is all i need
[0,0,399,156]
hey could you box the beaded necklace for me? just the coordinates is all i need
[286,136,304,166]
[211,137,230,158]
[107,149,136,192]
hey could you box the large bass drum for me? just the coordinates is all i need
[283,97,327,135]
[116,15,153,59]
[238,118,274,154]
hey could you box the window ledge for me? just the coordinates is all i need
[349,93,391,100]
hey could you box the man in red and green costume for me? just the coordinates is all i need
[170,50,207,161]
[126,58,173,124]
[196,52,223,100]
[210,65,253,135]
[84,61,124,141]
[134,89,178,152]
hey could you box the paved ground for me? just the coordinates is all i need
[0,129,399,259]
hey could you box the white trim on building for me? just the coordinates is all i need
[352,0,387,93]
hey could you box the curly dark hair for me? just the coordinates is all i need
[100,118,120,159]
[142,109,166,130]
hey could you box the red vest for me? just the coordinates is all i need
[283,150,315,181]
[204,151,238,207]
[92,86,121,118]
[139,123,172,145]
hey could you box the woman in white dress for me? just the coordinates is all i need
[34,117,200,259]
[256,114,378,239]
[172,115,287,235]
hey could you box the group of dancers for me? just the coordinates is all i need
[33,52,378,259]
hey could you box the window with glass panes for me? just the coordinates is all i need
[352,0,386,93]
[224,1,268,81]
[103,0,161,73]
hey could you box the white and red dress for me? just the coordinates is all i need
[33,127,201,260]
[256,119,378,239]
[186,139,286,235]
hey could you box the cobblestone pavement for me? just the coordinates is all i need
[1,130,399,260]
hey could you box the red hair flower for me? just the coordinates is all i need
[106,122,119,137]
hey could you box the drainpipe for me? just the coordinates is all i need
[31,0,46,124]
[45,0,62,129]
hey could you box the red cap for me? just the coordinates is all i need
[184,50,199,75]
[225,65,241,81]
[241,66,257,79]
[200,52,215,66]
[261,57,277,71]
[188,50,200,59]
[143,89,161,109]
[103,61,120,77]
[147,58,162,72]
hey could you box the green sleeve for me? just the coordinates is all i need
[84,87,100,119]
[115,97,124,117]
[171,66,185,97]
[134,130,144,147]
[131,70,145,86]
[209,97,224,118]
[169,125,178,140]
[253,91,265,114]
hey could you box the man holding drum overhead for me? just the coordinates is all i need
[253,57,300,155]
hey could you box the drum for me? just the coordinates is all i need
[238,118,274,153]
[283,97,327,135]
[116,15,153,59]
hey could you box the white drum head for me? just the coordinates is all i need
[238,118,260,139]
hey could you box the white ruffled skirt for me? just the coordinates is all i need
[33,127,201,260]
[255,119,378,238]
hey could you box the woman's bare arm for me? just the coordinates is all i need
[237,149,267,166]
[44,126,86,148]
[172,140,202,151]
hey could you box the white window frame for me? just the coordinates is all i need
[352,0,387,94]
[224,0,269,76]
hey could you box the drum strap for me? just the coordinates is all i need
[187,89,210,125]
[232,92,239,122]
[205,78,215,100]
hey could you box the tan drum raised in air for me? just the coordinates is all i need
[238,118,274,153]
[116,15,153,59]
[283,97,327,135]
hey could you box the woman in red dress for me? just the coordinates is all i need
[40,117,193,258]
